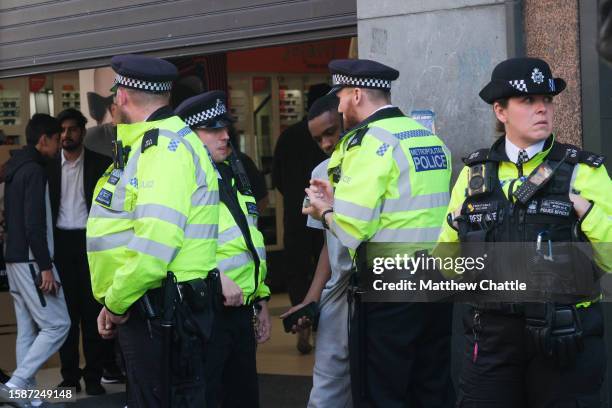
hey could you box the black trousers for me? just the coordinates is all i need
[118,301,208,408]
[54,228,105,384]
[284,218,324,306]
[349,301,455,408]
[457,304,606,407]
[204,305,259,408]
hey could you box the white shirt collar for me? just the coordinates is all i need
[505,137,546,164]
[61,148,84,166]
[370,104,395,116]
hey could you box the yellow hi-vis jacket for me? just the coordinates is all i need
[216,164,270,304]
[327,107,451,255]
[86,111,219,315]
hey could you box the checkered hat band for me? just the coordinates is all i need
[185,103,228,127]
[114,74,172,92]
[332,74,391,90]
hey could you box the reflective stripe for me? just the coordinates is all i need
[330,221,362,250]
[247,215,257,228]
[368,126,412,198]
[192,188,219,207]
[382,191,450,213]
[159,129,208,187]
[394,129,434,139]
[219,226,243,245]
[135,204,187,229]
[184,223,218,239]
[127,236,177,263]
[370,226,442,243]
[335,198,380,222]
[89,204,133,220]
[218,252,252,272]
[112,147,142,211]
[256,246,267,261]
[87,230,134,252]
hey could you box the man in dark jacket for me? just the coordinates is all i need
[1,114,70,399]
[47,109,112,395]
[272,83,329,353]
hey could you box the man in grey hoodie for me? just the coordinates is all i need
[1,114,70,406]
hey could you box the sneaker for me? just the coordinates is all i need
[101,371,126,384]
[84,382,105,396]
[56,380,81,393]
[0,382,34,408]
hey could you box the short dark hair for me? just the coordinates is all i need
[57,108,87,129]
[307,94,339,121]
[25,114,61,146]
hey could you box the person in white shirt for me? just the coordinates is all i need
[47,109,112,395]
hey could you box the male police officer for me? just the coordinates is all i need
[438,57,612,407]
[304,59,455,407]
[175,91,271,407]
[86,55,220,408]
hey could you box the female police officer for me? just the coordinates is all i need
[438,57,612,407]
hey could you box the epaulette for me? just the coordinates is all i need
[578,150,606,168]
[141,128,159,153]
[346,127,369,150]
[549,142,606,167]
[462,148,490,165]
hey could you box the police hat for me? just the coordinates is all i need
[479,57,566,104]
[174,90,235,129]
[328,59,399,94]
[110,54,178,93]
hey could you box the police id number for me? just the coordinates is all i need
[409,146,448,172]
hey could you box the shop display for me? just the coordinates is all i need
[0,90,21,127]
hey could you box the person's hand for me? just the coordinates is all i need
[302,179,334,220]
[220,273,243,306]
[256,301,272,344]
[279,302,313,334]
[97,307,117,339]
[569,193,591,219]
[39,269,59,295]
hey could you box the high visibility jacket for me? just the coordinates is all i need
[86,110,219,315]
[438,135,612,274]
[327,107,451,255]
[216,163,270,304]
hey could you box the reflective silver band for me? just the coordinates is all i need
[184,223,218,240]
[87,230,134,252]
[127,236,178,263]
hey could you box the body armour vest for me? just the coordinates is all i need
[455,140,602,304]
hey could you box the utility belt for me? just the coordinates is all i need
[470,301,594,367]
[140,269,222,319]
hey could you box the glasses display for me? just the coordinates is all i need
[60,91,80,110]
[0,91,21,127]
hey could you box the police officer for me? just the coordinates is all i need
[175,91,272,407]
[438,57,612,406]
[87,55,220,407]
[303,59,455,407]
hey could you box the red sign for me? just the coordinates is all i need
[29,75,46,92]
[228,38,351,74]
[62,84,75,91]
